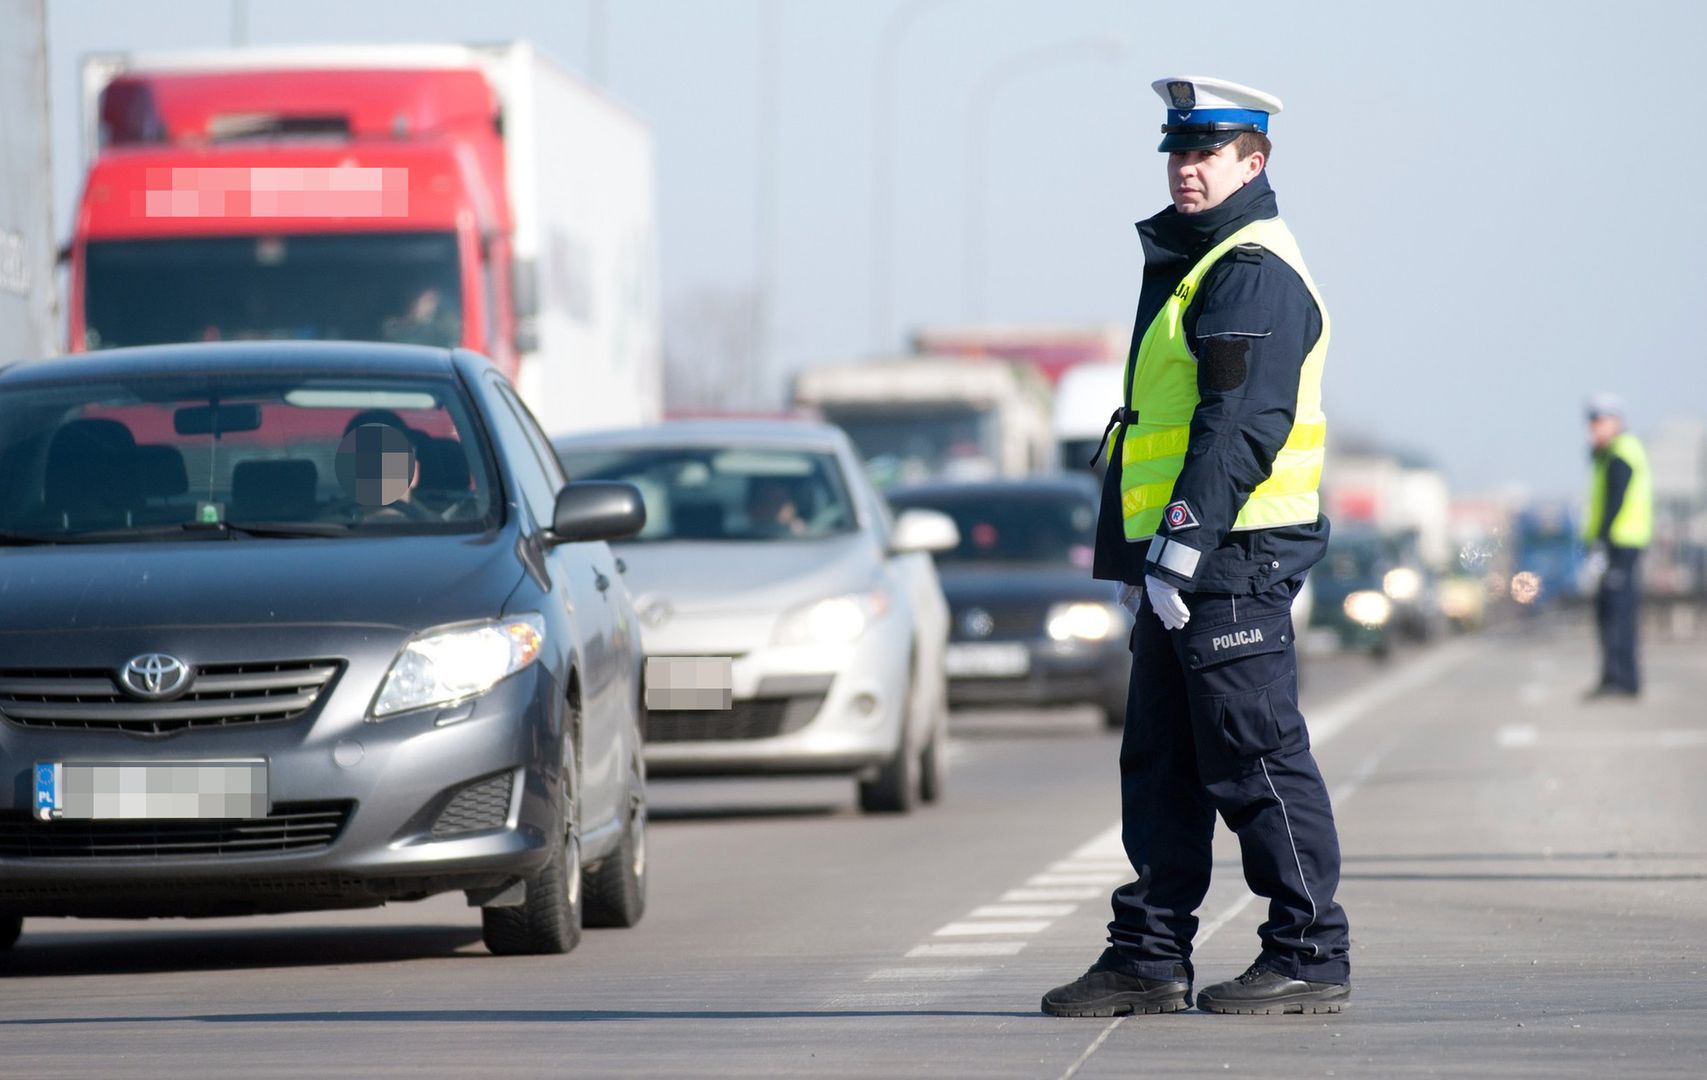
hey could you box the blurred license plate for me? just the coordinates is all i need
[645,656,734,710]
[945,643,1030,679]
[33,761,268,822]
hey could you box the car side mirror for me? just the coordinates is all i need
[549,481,646,545]
[889,508,959,555]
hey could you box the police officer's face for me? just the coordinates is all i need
[1167,143,1264,213]
[1588,415,1621,450]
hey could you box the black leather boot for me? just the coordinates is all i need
[1196,962,1350,1015]
[1041,949,1191,1017]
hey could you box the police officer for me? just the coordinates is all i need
[1581,394,1652,699]
[1043,76,1350,1017]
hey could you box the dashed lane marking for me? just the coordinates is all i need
[968,903,1079,919]
[933,920,1053,937]
[904,942,1027,958]
[867,966,988,982]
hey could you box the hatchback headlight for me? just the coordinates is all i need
[372,615,546,718]
[1046,601,1120,641]
[774,590,890,646]
[1382,567,1422,602]
[1343,590,1391,628]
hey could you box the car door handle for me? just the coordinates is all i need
[594,571,611,593]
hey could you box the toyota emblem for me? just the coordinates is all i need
[120,653,192,700]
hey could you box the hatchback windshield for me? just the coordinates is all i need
[560,445,857,542]
[0,372,496,541]
[83,232,463,350]
[889,489,1096,569]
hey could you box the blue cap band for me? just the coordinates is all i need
[1164,107,1269,132]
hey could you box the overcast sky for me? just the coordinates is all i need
[43,0,1707,498]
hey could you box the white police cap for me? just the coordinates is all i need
[1152,76,1283,152]
[1586,393,1626,421]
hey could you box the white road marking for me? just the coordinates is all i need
[866,966,987,982]
[1498,723,1540,747]
[1025,873,1121,887]
[906,942,1027,958]
[1047,859,1131,873]
[968,903,1078,919]
[933,920,1053,937]
[1498,726,1707,749]
[1002,886,1104,902]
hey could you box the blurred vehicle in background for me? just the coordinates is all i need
[1310,525,1409,657]
[1050,360,1124,477]
[0,0,57,363]
[887,475,1131,730]
[556,421,957,814]
[791,354,1053,490]
[1511,504,1585,610]
[67,42,661,436]
[0,342,650,955]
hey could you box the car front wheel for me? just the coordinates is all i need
[483,731,584,956]
[584,745,647,929]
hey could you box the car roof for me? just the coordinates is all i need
[553,418,851,453]
[887,474,1100,501]
[0,341,471,387]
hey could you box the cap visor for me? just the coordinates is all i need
[1157,129,1241,153]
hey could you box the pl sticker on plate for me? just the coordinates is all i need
[35,763,61,821]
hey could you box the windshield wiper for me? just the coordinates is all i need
[0,530,59,546]
[202,520,352,538]
[3,521,352,544]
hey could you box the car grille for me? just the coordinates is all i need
[0,801,352,859]
[952,603,1045,641]
[0,660,341,736]
[644,694,825,743]
[431,772,514,837]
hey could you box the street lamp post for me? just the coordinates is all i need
[964,37,1123,322]
[870,0,958,352]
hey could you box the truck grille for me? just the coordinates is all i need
[0,801,352,859]
[644,694,825,743]
[0,660,341,736]
[431,773,514,837]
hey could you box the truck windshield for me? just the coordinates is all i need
[83,232,463,350]
[0,373,496,541]
[559,445,858,543]
[822,408,996,490]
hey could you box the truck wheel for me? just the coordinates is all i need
[484,734,583,956]
[0,914,20,950]
[584,750,647,929]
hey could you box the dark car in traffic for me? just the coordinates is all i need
[886,476,1131,729]
[0,342,649,956]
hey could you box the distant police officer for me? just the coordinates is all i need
[1043,76,1350,1017]
[1581,394,1652,699]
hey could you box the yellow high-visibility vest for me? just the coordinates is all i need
[1114,216,1329,541]
[1583,432,1652,548]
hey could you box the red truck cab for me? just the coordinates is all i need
[69,67,518,378]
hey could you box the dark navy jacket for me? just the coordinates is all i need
[1092,172,1331,594]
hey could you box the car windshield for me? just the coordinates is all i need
[82,233,463,350]
[560,445,858,542]
[0,371,497,541]
[890,489,1096,569]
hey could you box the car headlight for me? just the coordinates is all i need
[774,590,890,646]
[1046,601,1120,641]
[1343,590,1391,628]
[372,615,546,718]
[1382,567,1422,602]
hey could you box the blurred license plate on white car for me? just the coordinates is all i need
[944,643,1030,678]
[33,761,268,821]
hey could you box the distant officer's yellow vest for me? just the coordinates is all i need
[1584,432,1653,548]
[1114,217,1329,541]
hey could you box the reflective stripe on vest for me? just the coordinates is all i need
[1584,432,1653,548]
[1117,216,1329,541]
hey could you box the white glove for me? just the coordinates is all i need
[1117,582,1144,615]
[1146,574,1191,631]
[1579,548,1610,592]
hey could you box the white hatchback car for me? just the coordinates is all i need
[555,421,956,814]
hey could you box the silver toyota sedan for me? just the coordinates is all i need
[0,342,648,956]
[555,421,957,814]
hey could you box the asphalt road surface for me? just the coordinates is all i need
[4,616,1705,1078]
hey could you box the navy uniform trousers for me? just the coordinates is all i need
[1107,575,1351,985]
[1595,546,1642,694]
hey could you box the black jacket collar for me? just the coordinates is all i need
[1136,171,1280,266]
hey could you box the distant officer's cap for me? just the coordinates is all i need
[1586,393,1626,421]
[1152,76,1282,152]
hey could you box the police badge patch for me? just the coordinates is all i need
[1164,500,1200,532]
[1166,81,1196,110]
